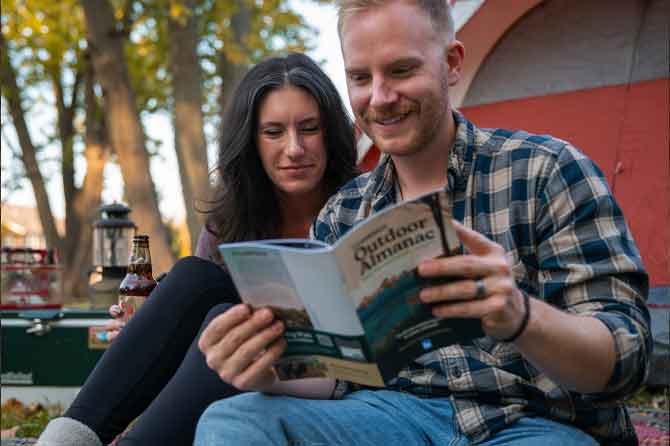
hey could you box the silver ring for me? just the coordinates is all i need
[474,279,487,299]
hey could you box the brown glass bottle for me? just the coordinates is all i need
[118,235,157,323]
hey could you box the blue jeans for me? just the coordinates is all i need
[194,390,598,446]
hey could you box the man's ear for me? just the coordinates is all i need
[445,40,465,86]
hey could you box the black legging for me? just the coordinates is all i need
[65,256,242,445]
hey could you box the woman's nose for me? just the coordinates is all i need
[285,130,305,157]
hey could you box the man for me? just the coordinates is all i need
[195,1,651,445]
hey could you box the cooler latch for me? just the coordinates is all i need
[26,318,52,336]
[18,310,65,336]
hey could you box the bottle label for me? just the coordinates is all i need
[119,295,147,323]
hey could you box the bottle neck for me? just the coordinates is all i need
[127,243,153,277]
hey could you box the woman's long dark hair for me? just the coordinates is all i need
[204,53,358,243]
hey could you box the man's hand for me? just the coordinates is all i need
[418,220,526,340]
[198,304,286,392]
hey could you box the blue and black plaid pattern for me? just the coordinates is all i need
[311,112,651,446]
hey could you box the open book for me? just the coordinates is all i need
[218,189,484,387]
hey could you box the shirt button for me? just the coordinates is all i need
[452,366,461,378]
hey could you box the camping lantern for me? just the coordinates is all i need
[92,203,136,270]
[89,203,136,308]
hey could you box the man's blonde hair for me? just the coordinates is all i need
[337,0,455,43]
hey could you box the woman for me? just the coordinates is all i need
[37,53,357,446]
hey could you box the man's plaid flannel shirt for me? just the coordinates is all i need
[311,111,651,445]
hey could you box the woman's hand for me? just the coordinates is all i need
[101,304,125,343]
[198,304,286,392]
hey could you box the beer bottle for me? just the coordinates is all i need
[118,234,157,323]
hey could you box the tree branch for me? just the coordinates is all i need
[0,33,63,252]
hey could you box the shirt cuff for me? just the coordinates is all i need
[330,379,349,400]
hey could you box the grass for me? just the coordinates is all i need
[625,385,669,410]
[1,399,63,438]
[1,386,667,439]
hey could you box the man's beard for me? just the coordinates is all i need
[359,70,451,156]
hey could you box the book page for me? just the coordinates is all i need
[280,250,363,336]
[222,246,305,312]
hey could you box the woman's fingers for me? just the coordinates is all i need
[104,319,125,331]
[106,329,120,343]
[109,304,122,318]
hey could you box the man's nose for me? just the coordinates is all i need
[369,78,398,109]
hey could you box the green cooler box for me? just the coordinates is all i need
[1,308,110,407]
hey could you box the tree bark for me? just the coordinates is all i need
[168,0,211,253]
[0,34,62,254]
[218,2,251,123]
[52,66,82,256]
[65,52,111,298]
[81,0,176,275]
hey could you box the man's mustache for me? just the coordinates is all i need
[362,103,417,122]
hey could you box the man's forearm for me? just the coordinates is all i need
[515,298,616,393]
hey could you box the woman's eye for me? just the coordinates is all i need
[263,128,282,137]
[301,125,320,133]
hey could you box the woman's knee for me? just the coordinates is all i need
[201,303,237,328]
[151,257,236,305]
[168,256,224,281]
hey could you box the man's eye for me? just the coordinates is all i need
[392,67,413,77]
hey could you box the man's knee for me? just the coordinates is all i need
[199,393,277,427]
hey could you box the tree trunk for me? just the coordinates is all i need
[0,34,62,254]
[65,53,111,298]
[81,0,176,275]
[51,66,87,298]
[218,2,251,123]
[168,0,211,253]
[52,67,81,252]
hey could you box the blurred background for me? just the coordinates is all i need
[1,0,354,300]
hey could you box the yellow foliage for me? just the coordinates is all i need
[169,2,185,19]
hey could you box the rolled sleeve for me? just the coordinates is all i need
[592,304,651,399]
[535,144,651,399]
